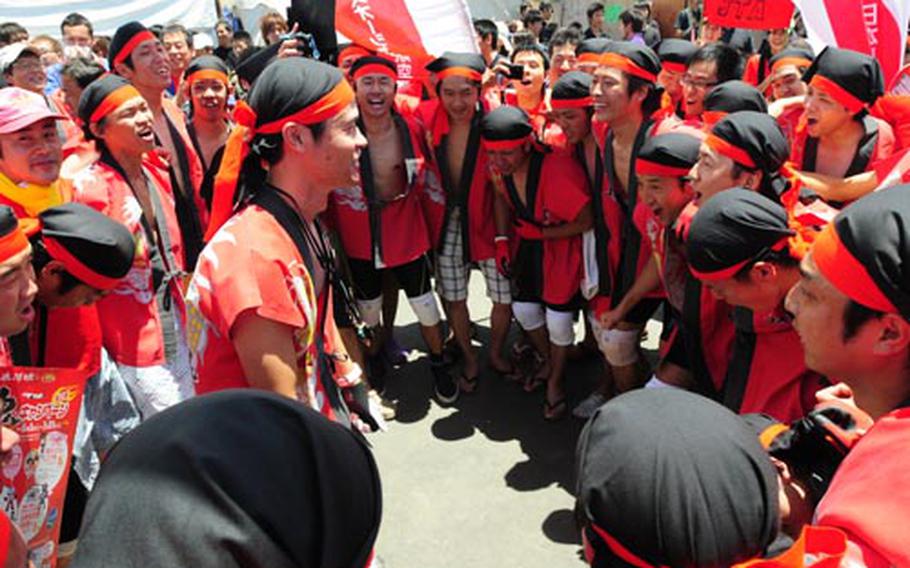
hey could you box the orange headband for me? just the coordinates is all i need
[702,110,727,129]
[812,222,898,313]
[437,67,483,82]
[187,69,229,87]
[635,158,691,178]
[577,52,601,64]
[600,53,657,83]
[113,30,157,67]
[810,75,866,115]
[759,423,790,449]
[339,45,372,64]
[206,79,356,241]
[661,61,686,74]
[690,236,789,281]
[89,84,143,125]
[0,223,29,263]
[550,96,593,110]
[771,56,811,74]
[705,133,756,169]
[352,63,397,82]
[482,136,530,151]
[44,237,120,290]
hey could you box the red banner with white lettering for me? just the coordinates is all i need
[1,366,89,568]
[794,0,910,85]
[703,0,795,30]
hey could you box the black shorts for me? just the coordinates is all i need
[348,256,432,300]
[623,297,662,326]
[60,464,88,544]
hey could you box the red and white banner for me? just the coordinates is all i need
[793,0,910,85]
[336,0,478,84]
[703,0,795,31]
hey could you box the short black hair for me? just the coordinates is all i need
[524,9,545,26]
[626,74,661,117]
[587,2,605,20]
[511,43,550,72]
[688,42,743,83]
[0,22,27,45]
[233,30,252,43]
[733,248,800,282]
[548,27,581,56]
[619,9,644,33]
[842,300,885,342]
[540,2,553,11]
[473,19,498,49]
[162,23,191,46]
[148,24,164,40]
[215,19,232,32]
[61,12,93,36]
[61,57,105,88]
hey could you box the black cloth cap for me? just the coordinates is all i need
[769,46,815,70]
[828,185,910,320]
[576,389,780,567]
[688,188,794,276]
[704,80,768,114]
[637,131,701,171]
[350,55,397,77]
[77,74,135,127]
[657,38,697,67]
[108,21,151,69]
[69,390,382,568]
[711,111,790,173]
[480,105,533,141]
[0,204,16,239]
[575,37,611,57]
[235,43,281,86]
[551,70,593,101]
[604,40,662,81]
[184,54,230,80]
[248,57,347,129]
[425,51,486,75]
[39,203,135,282]
[802,46,884,106]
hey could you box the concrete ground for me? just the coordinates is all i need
[368,273,660,568]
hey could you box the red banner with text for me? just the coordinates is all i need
[1,366,88,568]
[704,0,796,30]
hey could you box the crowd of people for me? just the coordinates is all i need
[1,2,909,567]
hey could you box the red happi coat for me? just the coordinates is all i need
[790,116,895,183]
[815,407,910,567]
[327,112,437,267]
[423,99,499,262]
[498,149,590,305]
[71,155,186,369]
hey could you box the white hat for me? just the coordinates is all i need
[0,43,40,74]
[193,33,215,51]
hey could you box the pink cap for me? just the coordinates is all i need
[0,87,64,134]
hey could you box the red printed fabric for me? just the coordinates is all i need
[424,102,499,262]
[741,54,773,96]
[815,408,910,567]
[738,308,824,422]
[703,0,795,30]
[537,153,590,305]
[775,102,805,149]
[186,205,341,422]
[328,114,436,267]
[503,90,552,138]
[71,160,186,368]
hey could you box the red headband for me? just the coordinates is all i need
[206,80,356,240]
[437,67,483,82]
[113,30,157,67]
[810,75,866,115]
[482,136,530,151]
[771,56,811,74]
[44,237,120,290]
[690,236,789,282]
[661,61,686,74]
[577,52,601,64]
[0,222,29,264]
[550,96,593,110]
[812,222,898,313]
[635,158,691,178]
[339,45,372,64]
[89,84,143,125]
[702,110,727,129]
[187,69,229,87]
[587,524,670,568]
[600,53,657,83]
[705,133,756,169]
[352,63,397,82]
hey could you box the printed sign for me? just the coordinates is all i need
[704,0,795,30]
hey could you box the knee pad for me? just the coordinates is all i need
[407,291,442,327]
[645,374,678,390]
[600,328,640,367]
[546,309,576,347]
[512,302,546,331]
[357,296,383,328]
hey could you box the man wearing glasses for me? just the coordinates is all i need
[681,43,742,123]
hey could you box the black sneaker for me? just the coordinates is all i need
[367,354,388,396]
[432,365,458,404]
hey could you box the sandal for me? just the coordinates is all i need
[459,374,479,394]
[543,396,568,421]
[523,374,546,393]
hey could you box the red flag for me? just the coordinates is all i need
[873,147,910,190]
[703,0,795,30]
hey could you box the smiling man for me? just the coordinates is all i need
[184,55,231,209]
[188,58,370,427]
[0,43,46,95]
